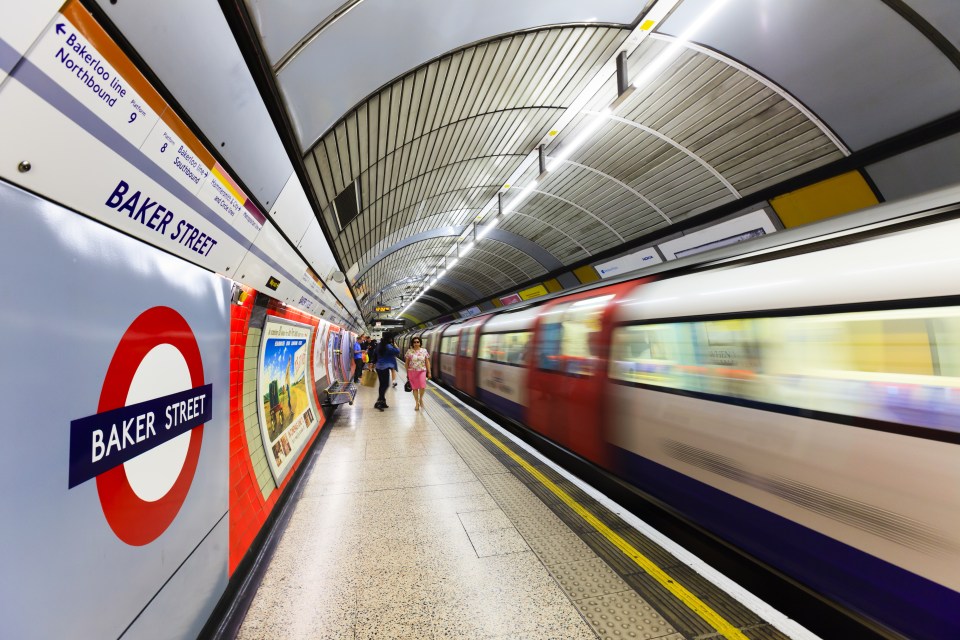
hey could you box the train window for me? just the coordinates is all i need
[504,332,531,365]
[479,333,500,361]
[538,296,612,376]
[479,332,530,365]
[610,306,960,433]
[441,335,458,355]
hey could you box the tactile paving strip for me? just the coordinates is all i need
[526,530,598,567]
[428,405,507,476]
[425,392,792,640]
[549,557,632,601]
[576,590,679,640]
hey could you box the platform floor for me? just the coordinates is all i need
[236,376,816,640]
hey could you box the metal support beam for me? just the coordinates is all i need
[616,51,628,96]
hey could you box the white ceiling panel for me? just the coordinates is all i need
[907,0,960,52]
[245,0,348,64]
[231,0,960,324]
[296,222,340,279]
[270,173,315,242]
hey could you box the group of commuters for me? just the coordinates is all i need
[351,333,431,411]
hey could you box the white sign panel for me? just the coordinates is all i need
[596,247,662,279]
[658,210,778,260]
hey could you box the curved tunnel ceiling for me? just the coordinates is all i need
[241,0,960,325]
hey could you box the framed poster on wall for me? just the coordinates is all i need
[312,320,330,384]
[257,317,321,484]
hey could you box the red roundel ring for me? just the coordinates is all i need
[96,306,205,546]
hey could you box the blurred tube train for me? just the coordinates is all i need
[400,189,960,640]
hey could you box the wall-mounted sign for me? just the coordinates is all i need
[499,293,522,306]
[266,276,280,291]
[2,182,231,638]
[461,306,482,318]
[0,0,268,280]
[519,284,548,300]
[68,307,212,545]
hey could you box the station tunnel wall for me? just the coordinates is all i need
[0,178,353,638]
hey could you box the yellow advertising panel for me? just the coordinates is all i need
[771,171,879,228]
[519,284,548,300]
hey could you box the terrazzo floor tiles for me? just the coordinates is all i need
[239,381,663,639]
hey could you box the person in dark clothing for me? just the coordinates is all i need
[352,335,366,383]
[374,333,400,410]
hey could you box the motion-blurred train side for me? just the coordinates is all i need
[402,199,960,639]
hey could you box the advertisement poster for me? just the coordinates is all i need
[312,320,330,384]
[257,317,320,484]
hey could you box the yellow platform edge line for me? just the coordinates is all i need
[430,388,750,640]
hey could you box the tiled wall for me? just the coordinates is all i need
[227,288,332,575]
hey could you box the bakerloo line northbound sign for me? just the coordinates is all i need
[68,307,212,546]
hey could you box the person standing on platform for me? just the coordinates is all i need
[374,333,399,411]
[352,335,365,383]
[404,336,431,411]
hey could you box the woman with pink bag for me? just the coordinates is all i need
[404,337,431,411]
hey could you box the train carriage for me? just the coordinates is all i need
[474,306,539,423]
[526,281,640,466]
[606,217,960,639]
[452,315,490,397]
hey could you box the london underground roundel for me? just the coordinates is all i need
[88,307,208,546]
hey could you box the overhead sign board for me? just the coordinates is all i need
[374,305,392,312]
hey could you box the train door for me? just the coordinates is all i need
[419,328,440,380]
[439,324,462,386]
[527,282,638,465]
[454,317,488,396]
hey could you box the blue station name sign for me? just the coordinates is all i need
[68,384,212,488]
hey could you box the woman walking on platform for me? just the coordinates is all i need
[374,333,399,411]
[405,337,431,411]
